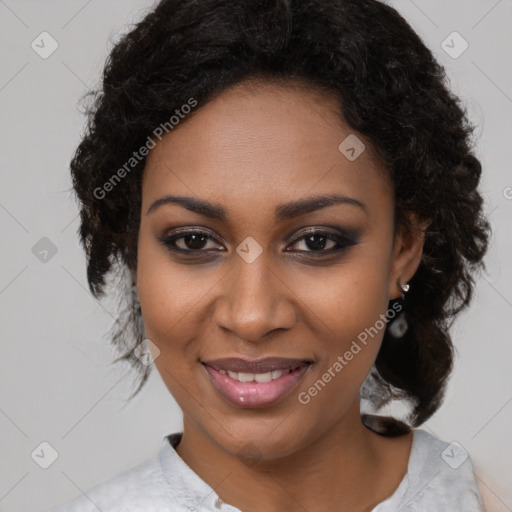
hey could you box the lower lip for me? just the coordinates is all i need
[203,364,311,409]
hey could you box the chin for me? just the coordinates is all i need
[206,416,314,463]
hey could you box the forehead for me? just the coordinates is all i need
[142,80,392,222]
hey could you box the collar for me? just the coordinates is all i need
[159,432,241,512]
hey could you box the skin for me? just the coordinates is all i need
[136,79,428,512]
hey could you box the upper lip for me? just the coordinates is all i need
[202,357,313,373]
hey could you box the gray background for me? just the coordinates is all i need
[0,1,510,510]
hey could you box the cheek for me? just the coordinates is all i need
[136,228,201,356]
[136,242,204,405]
[136,218,205,322]
[292,252,391,400]
[297,254,390,343]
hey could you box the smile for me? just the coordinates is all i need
[201,358,312,409]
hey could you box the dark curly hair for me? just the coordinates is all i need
[70,0,490,434]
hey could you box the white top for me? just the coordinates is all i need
[51,429,485,511]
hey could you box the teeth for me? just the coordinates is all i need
[238,372,255,382]
[255,372,272,383]
[271,369,284,380]
[220,368,296,382]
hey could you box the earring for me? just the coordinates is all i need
[388,279,410,338]
[400,281,410,298]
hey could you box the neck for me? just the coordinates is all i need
[175,402,406,512]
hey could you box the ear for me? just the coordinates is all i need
[388,212,431,300]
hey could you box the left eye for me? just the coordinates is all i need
[286,230,355,253]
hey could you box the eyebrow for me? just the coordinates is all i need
[146,193,366,221]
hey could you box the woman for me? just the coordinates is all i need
[52,0,490,510]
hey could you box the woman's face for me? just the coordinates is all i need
[137,80,422,460]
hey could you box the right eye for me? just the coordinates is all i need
[158,229,225,254]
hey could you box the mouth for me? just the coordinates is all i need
[201,357,313,408]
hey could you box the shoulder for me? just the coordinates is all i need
[395,429,485,511]
[49,453,171,512]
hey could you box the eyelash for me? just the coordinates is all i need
[158,227,358,257]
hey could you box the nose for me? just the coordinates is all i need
[212,253,296,342]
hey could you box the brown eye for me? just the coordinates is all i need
[159,229,225,253]
[177,232,209,250]
[292,232,337,252]
[286,229,358,255]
